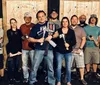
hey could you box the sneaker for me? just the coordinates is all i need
[84,72,91,79]
[80,79,87,85]
[15,79,20,83]
[8,79,14,85]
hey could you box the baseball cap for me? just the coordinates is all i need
[50,9,58,14]
[24,12,31,17]
[90,14,97,18]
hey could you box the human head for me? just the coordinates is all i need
[24,12,32,25]
[88,14,98,25]
[36,10,46,24]
[79,14,86,24]
[71,15,78,26]
[10,18,17,29]
[61,17,70,28]
[50,9,58,19]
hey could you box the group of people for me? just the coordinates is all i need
[0,9,100,85]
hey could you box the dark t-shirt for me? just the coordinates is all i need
[55,28,76,54]
[6,29,22,54]
[30,21,53,50]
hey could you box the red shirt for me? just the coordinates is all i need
[20,23,35,50]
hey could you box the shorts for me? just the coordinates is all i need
[71,50,85,68]
[84,47,99,64]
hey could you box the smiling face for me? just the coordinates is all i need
[10,19,17,29]
[37,12,46,24]
[24,17,32,24]
[90,17,96,25]
[50,11,58,19]
[62,18,69,28]
[71,16,78,26]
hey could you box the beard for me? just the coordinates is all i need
[80,21,85,24]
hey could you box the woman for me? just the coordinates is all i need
[53,17,76,85]
[6,18,22,84]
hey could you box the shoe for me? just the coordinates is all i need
[80,79,87,85]
[23,78,28,83]
[15,79,20,83]
[8,79,14,85]
[84,72,91,79]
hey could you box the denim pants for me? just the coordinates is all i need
[29,50,55,85]
[56,52,72,83]
[22,50,35,80]
[7,55,21,80]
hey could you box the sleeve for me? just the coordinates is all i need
[81,28,86,38]
[6,30,11,54]
[70,30,76,46]
[18,30,22,52]
[29,25,37,38]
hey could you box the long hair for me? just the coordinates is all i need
[88,17,98,25]
[10,18,17,29]
[61,17,70,28]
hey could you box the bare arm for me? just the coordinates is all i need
[53,31,59,38]
[79,37,86,49]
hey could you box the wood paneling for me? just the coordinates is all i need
[60,0,100,26]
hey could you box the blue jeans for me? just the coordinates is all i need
[29,50,55,85]
[56,52,72,83]
[22,50,35,80]
[7,55,21,80]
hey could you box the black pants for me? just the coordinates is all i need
[7,55,21,80]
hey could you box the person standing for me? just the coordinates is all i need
[28,10,55,85]
[6,18,22,84]
[78,15,87,28]
[70,15,87,85]
[20,12,35,83]
[84,14,100,81]
[52,17,76,85]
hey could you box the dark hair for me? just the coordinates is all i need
[61,17,70,28]
[10,18,17,29]
[10,18,17,24]
[70,15,78,21]
[88,17,98,25]
[36,10,46,19]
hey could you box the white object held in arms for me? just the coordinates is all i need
[47,21,57,47]
[40,26,46,45]
[59,34,69,50]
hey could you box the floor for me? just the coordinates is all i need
[0,68,100,85]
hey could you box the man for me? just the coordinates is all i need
[70,15,87,85]
[78,14,87,28]
[28,10,55,85]
[50,9,61,30]
[20,12,35,83]
[84,14,100,81]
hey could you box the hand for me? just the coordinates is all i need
[75,49,81,54]
[27,37,32,42]
[88,36,94,41]
[17,52,22,55]
[65,43,69,48]
[38,38,44,43]
[9,53,14,57]
[45,35,52,41]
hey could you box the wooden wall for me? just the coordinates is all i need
[60,0,100,26]
[2,0,48,65]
